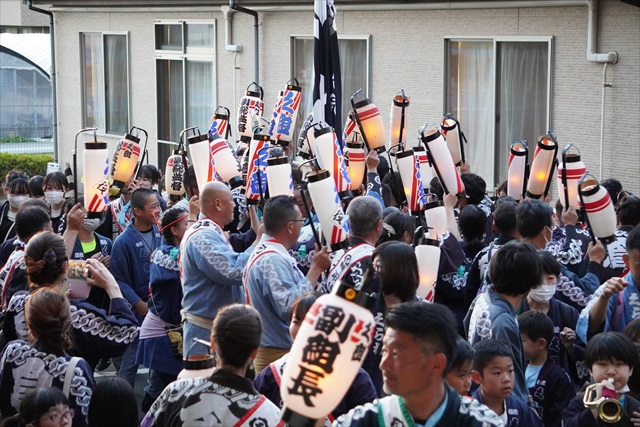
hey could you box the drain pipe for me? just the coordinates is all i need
[27,0,58,163]
[229,0,259,86]
[600,63,612,180]
[222,6,243,134]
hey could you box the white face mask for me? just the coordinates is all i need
[7,195,28,209]
[82,218,101,232]
[45,190,65,206]
[529,284,556,303]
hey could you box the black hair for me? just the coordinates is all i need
[518,310,554,347]
[429,177,444,201]
[624,318,640,343]
[4,170,29,186]
[15,206,51,242]
[24,231,67,287]
[460,173,487,206]
[489,241,542,296]
[138,164,161,186]
[212,304,262,369]
[88,377,138,427]
[473,339,514,375]
[451,337,475,370]
[517,199,553,239]
[289,291,322,323]
[1,387,69,427]
[585,332,638,368]
[184,165,198,198]
[381,183,393,208]
[458,204,486,258]
[382,171,406,207]
[538,249,562,277]
[28,175,45,198]
[492,196,518,235]
[7,177,29,195]
[160,206,188,246]
[386,301,458,375]
[601,179,623,205]
[42,171,69,192]
[618,199,640,228]
[130,188,156,212]
[372,241,419,301]
[628,226,640,253]
[377,209,415,245]
[20,198,51,215]
[263,195,298,235]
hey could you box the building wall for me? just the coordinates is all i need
[52,0,639,193]
[0,0,50,29]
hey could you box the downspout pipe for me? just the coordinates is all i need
[229,0,259,86]
[585,0,617,64]
[27,0,58,163]
[221,6,243,53]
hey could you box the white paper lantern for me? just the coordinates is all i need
[424,201,447,237]
[210,135,243,189]
[165,151,187,197]
[441,113,465,166]
[188,132,212,190]
[419,124,465,196]
[313,126,352,199]
[246,134,271,205]
[209,106,231,140]
[268,91,283,138]
[306,170,350,251]
[83,141,110,218]
[267,156,294,197]
[413,146,434,190]
[415,237,441,302]
[237,83,264,143]
[579,174,617,244]
[526,133,558,199]
[507,140,528,201]
[351,90,386,153]
[389,91,410,149]
[396,149,426,214]
[110,132,141,191]
[344,142,366,192]
[557,144,586,210]
[275,82,302,146]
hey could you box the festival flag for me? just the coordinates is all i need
[312,0,343,145]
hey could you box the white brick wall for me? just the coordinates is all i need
[52,0,639,195]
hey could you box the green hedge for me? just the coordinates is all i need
[0,153,54,181]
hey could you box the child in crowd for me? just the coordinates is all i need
[518,310,575,427]
[562,332,640,426]
[446,337,474,397]
[471,339,543,426]
[623,318,640,401]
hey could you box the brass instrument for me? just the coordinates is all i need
[583,378,623,423]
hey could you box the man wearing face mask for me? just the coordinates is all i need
[517,199,606,311]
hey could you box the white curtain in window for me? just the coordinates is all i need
[105,35,129,135]
[186,60,214,132]
[156,59,184,142]
[82,33,104,130]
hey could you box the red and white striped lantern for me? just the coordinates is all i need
[507,140,528,201]
[440,113,465,166]
[344,142,366,192]
[209,106,231,140]
[274,81,302,147]
[313,126,352,199]
[110,131,141,191]
[419,124,465,196]
[84,140,110,218]
[245,134,271,205]
[396,149,427,215]
[557,144,586,210]
[209,135,243,189]
[343,110,358,144]
[526,132,558,199]
[306,170,350,251]
[351,90,386,153]
[578,173,617,244]
[266,156,293,197]
[389,90,410,149]
[188,131,213,190]
[413,146,434,190]
[237,82,264,143]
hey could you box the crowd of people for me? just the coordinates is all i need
[0,149,638,426]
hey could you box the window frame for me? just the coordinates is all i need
[79,30,131,136]
[443,35,553,188]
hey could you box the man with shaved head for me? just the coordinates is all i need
[180,182,261,356]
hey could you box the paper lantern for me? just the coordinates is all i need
[424,201,447,237]
[188,131,213,190]
[507,140,529,201]
[84,140,110,218]
[440,113,466,166]
[237,82,264,143]
[275,81,302,147]
[280,290,374,425]
[165,151,188,197]
[557,144,586,210]
[343,142,366,192]
[313,126,352,200]
[526,132,558,199]
[306,170,350,251]
[343,110,357,144]
[209,106,231,140]
[578,173,616,244]
[297,113,315,160]
[419,124,465,196]
[268,91,284,138]
[210,134,244,189]
[267,156,294,197]
[396,149,427,215]
[351,90,386,153]
[389,90,410,149]
[110,131,141,191]
[414,229,441,302]
[245,134,271,205]
[413,145,434,189]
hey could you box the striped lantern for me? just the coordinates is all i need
[396,149,427,215]
[414,230,441,302]
[557,144,586,210]
[526,132,558,199]
[344,141,366,192]
[84,140,110,218]
[313,126,352,200]
[266,156,294,197]
[274,81,302,147]
[188,131,213,190]
[110,131,141,192]
[164,151,187,197]
[237,82,264,143]
[343,110,358,144]
[578,173,617,244]
[268,91,284,138]
[245,134,271,205]
[297,113,315,160]
[424,201,447,237]
[413,145,434,190]
[306,170,350,251]
[419,124,465,196]
[389,90,410,149]
[351,90,386,153]
[440,113,466,166]
[209,134,244,189]
[209,106,231,140]
[507,140,529,201]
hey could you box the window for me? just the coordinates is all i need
[445,37,551,188]
[81,32,129,135]
[291,35,370,143]
[155,20,215,169]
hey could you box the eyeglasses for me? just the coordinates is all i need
[45,407,74,423]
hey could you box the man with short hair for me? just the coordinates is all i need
[335,301,502,426]
[244,195,330,372]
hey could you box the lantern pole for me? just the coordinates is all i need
[543,132,559,199]
[518,139,529,201]
[386,142,406,209]
[397,89,407,145]
[73,127,98,205]
[129,126,148,179]
[350,89,370,151]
